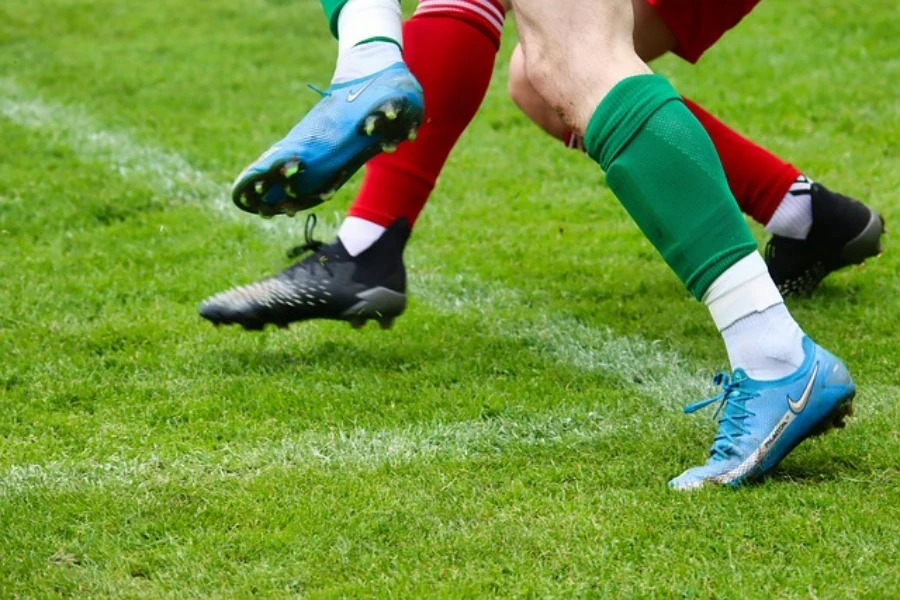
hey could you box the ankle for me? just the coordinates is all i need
[338,216,388,256]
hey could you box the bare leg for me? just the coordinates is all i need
[509,0,851,492]
[511,0,649,134]
[509,0,674,141]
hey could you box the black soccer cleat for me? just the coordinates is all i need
[200,216,410,330]
[765,183,884,297]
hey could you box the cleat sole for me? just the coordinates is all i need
[200,287,407,332]
[232,97,423,218]
[776,210,885,298]
[840,211,884,267]
[809,393,855,438]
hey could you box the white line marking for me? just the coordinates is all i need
[417,273,710,399]
[1,409,622,497]
[0,77,298,237]
[0,76,708,400]
[0,78,720,496]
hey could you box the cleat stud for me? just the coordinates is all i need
[382,144,397,153]
[408,130,418,141]
[282,160,300,178]
[364,116,378,135]
[320,190,335,201]
[254,181,265,195]
[379,318,394,330]
[350,320,366,330]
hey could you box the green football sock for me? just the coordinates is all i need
[584,74,757,299]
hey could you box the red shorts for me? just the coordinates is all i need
[646,0,762,63]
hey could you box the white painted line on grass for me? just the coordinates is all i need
[0,76,710,401]
[417,272,711,400]
[2,381,890,498]
[0,78,718,497]
[0,408,625,497]
[0,77,300,237]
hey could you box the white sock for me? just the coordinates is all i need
[338,216,387,257]
[704,253,806,380]
[765,174,814,240]
[333,41,402,84]
[333,0,403,84]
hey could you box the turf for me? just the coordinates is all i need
[1,0,899,597]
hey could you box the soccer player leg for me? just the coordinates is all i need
[200,0,508,331]
[342,0,508,249]
[511,0,884,297]
[632,0,883,296]
[231,0,425,218]
[508,0,677,149]
[508,44,574,145]
[684,100,885,297]
[510,0,856,489]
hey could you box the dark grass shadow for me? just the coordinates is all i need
[205,339,437,378]
[765,454,889,486]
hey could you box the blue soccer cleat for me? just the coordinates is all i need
[232,62,424,217]
[669,336,855,490]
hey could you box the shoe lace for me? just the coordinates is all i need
[286,213,323,258]
[307,83,331,98]
[284,214,335,277]
[683,371,758,461]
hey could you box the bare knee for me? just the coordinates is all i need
[508,44,570,140]
[512,0,649,131]
[512,39,559,109]
[514,36,589,132]
[507,44,534,114]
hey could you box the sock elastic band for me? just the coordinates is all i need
[584,74,681,171]
[703,252,784,330]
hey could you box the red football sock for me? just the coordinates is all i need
[347,0,505,228]
[681,97,801,226]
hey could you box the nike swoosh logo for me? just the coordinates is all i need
[787,362,819,413]
[346,78,376,102]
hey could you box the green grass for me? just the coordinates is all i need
[1,0,899,597]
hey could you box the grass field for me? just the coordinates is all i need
[1,0,899,597]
